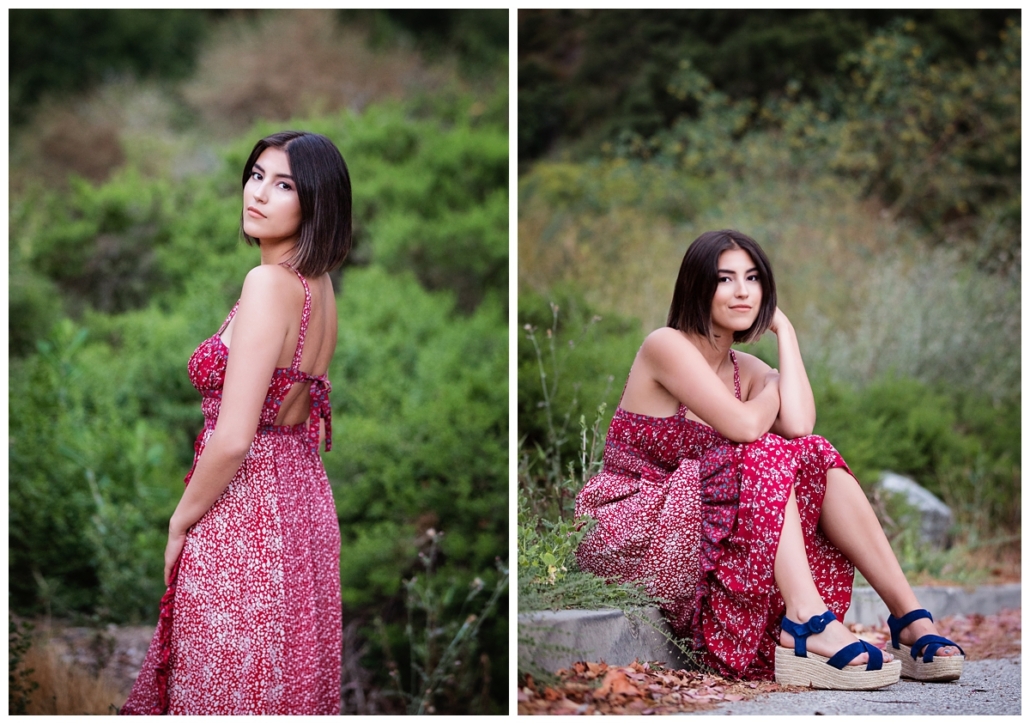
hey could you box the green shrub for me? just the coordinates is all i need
[326,267,507,607]
[9,320,181,619]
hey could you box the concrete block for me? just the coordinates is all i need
[518,607,691,674]
[844,583,1021,625]
[519,585,1020,673]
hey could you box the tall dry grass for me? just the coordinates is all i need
[182,9,452,132]
[19,635,125,715]
[519,165,898,334]
[518,162,1019,399]
[11,10,460,191]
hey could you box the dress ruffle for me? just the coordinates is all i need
[576,405,857,680]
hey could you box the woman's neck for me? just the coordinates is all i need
[687,330,735,373]
[258,239,297,266]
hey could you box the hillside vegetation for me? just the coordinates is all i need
[9,9,508,715]
[518,12,1020,610]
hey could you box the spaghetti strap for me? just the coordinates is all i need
[279,262,312,370]
[277,262,331,454]
[217,301,240,336]
[730,349,741,400]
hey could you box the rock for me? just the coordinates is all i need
[876,471,953,548]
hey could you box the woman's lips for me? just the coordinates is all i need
[246,206,266,218]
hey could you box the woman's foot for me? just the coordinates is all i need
[780,609,894,666]
[776,609,901,689]
[893,615,962,657]
[887,608,964,682]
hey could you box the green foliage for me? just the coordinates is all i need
[10,9,210,123]
[365,10,509,76]
[8,258,63,358]
[518,10,1013,162]
[351,102,508,311]
[10,85,508,710]
[516,300,663,611]
[519,158,713,223]
[636,19,1020,271]
[9,319,181,620]
[327,267,507,609]
[830,19,1020,270]
[517,491,590,591]
[517,292,642,492]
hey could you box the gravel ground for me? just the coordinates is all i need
[697,657,1021,716]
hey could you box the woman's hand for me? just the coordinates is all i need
[765,305,816,438]
[768,307,791,335]
[164,522,189,586]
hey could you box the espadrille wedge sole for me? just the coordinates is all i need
[887,609,965,683]
[891,642,963,682]
[774,646,902,690]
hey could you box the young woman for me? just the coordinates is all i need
[122,131,351,714]
[576,230,963,690]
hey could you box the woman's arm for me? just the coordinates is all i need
[642,328,781,443]
[164,265,296,583]
[766,308,816,438]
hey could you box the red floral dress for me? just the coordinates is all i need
[575,350,855,680]
[122,264,341,714]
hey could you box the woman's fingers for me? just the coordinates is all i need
[164,530,187,586]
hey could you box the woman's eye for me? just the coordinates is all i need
[277,181,293,191]
[251,171,262,181]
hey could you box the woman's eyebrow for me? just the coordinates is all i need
[252,162,294,179]
[717,267,759,274]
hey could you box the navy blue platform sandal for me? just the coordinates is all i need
[775,611,901,690]
[887,609,964,682]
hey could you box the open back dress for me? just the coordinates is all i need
[122,263,341,714]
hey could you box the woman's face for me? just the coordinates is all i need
[243,147,302,246]
[710,248,762,336]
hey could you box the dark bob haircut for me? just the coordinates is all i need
[666,229,776,344]
[240,130,352,277]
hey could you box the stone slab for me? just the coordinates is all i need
[518,607,691,675]
[844,583,1021,625]
[519,584,1020,673]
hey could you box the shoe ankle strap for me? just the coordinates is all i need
[781,611,836,657]
[887,608,933,648]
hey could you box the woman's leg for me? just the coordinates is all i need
[775,485,881,663]
[818,467,960,655]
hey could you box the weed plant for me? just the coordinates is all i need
[517,307,700,680]
[374,530,508,715]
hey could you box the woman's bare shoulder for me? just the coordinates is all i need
[240,264,305,305]
[732,349,773,374]
[641,326,695,356]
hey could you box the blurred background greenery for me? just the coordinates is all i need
[517,9,1020,606]
[9,9,507,715]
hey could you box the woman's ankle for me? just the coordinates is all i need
[784,602,832,625]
